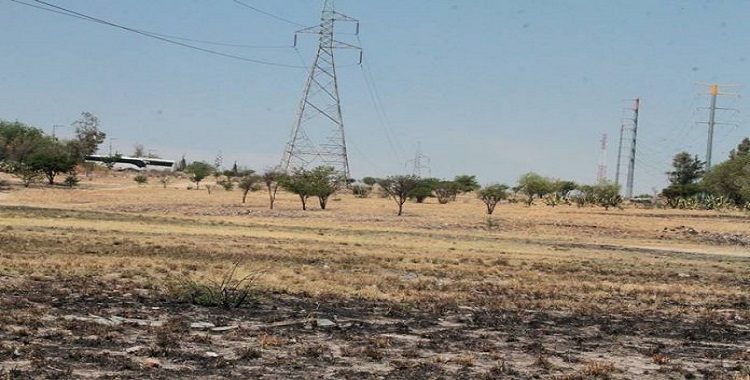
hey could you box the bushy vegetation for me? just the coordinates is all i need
[2,117,748,217]
[280,166,342,210]
[660,139,750,211]
[1,115,105,186]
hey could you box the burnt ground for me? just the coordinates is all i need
[1,277,749,379]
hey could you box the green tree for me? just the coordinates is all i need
[185,161,214,190]
[361,176,378,186]
[552,180,577,197]
[0,120,45,163]
[433,180,460,204]
[238,170,260,204]
[262,169,283,210]
[378,175,421,216]
[9,162,43,187]
[280,166,341,210]
[27,138,77,185]
[591,180,622,210]
[729,138,750,159]
[410,177,439,203]
[517,172,553,206]
[453,174,481,193]
[479,184,509,215]
[280,168,315,210]
[662,152,704,205]
[69,112,106,161]
[702,150,750,205]
[308,166,341,210]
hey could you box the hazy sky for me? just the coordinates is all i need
[1,0,748,194]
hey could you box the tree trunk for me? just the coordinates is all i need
[486,201,496,215]
[319,195,329,210]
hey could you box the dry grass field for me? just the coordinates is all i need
[1,172,749,379]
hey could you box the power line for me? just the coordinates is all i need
[231,0,306,28]
[10,0,304,68]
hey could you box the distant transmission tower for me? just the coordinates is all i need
[406,142,431,177]
[214,150,223,171]
[596,133,608,182]
[280,0,361,182]
[698,83,739,168]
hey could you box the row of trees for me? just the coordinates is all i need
[140,157,623,216]
[4,116,748,215]
[662,138,750,209]
[0,113,106,186]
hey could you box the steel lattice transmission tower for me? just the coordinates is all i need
[596,133,608,182]
[280,0,360,182]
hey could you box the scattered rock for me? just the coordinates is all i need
[142,358,162,368]
[205,351,221,358]
[125,346,145,354]
[211,325,239,332]
[315,318,337,328]
[190,322,216,329]
[110,316,163,327]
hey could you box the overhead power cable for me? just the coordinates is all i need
[9,0,304,68]
[231,0,306,28]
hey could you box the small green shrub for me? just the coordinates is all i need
[351,184,371,198]
[218,180,234,191]
[63,175,80,188]
[134,174,148,185]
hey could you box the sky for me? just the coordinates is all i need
[1,0,748,195]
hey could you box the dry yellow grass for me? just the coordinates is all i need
[1,171,748,319]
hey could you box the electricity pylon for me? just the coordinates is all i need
[596,133,608,183]
[406,142,431,177]
[280,0,360,182]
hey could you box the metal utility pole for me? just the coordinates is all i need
[625,98,639,199]
[108,137,119,156]
[281,0,361,182]
[52,125,65,140]
[614,124,625,187]
[699,84,738,169]
[596,133,608,183]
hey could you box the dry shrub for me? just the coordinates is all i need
[167,261,263,308]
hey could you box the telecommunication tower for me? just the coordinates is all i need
[280,0,360,182]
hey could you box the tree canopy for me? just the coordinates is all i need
[478,184,509,214]
[378,175,421,216]
[185,161,214,189]
[702,139,750,205]
[517,172,554,206]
